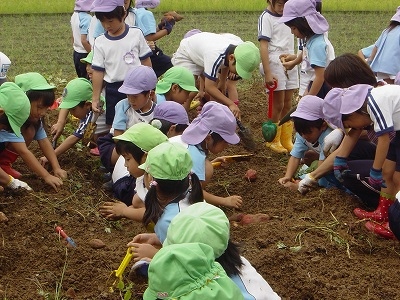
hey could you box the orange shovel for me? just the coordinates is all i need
[212,154,254,168]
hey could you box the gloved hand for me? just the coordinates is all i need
[323,128,344,156]
[368,168,386,189]
[7,176,33,191]
[333,156,349,182]
[298,173,318,194]
[158,18,175,34]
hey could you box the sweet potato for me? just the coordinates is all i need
[245,169,257,182]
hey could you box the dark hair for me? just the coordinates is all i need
[149,118,188,135]
[315,2,322,13]
[23,89,55,130]
[324,53,377,88]
[0,114,11,132]
[143,173,203,227]
[269,0,289,5]
[76,101,87,108]
[293,117,325,135]
[387,20,400,32]
[285,17,315,38]
[115,140,145,163]
[95,6,126,22]
[216,240,244,276]
[210,131,225,143]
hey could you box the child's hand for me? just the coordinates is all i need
[297,173,318,194]
[128,233,161,247]
[51,122,65,142]
[211,156,229,168]
[323,129,344,156]
[228,103,241,119]
[99,201,128,220]
[91,99,102,114]
[279,53,297,62]
[54,168,68,180]
[146,40,155,51]
[43,174,63,192]
[224,195,243,209]
[39,156,48,167]
[278,176,292,185]
[128,243,159,262]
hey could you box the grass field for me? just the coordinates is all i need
[0,0,399,14]
[0,11,393,91]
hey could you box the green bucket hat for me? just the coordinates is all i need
[155,66,198,95]
[113,122,168,152]
[143,242,244,300]
[138,141,192,180]
[234,42,261,79]
[0,82,31,137]
[14,72,55,92]
[164,202,229,258]
[59,78,93,109]
[80,51,93,64]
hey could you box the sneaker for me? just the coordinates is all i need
[103,172,111,182]
[90,147,100,156]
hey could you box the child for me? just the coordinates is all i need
[8,73,66,191]
[133,0,174,77]
[90,0,152,126]
[323,84,400,238]
[39,78,104,165]
[279,0,334,98]
[258,0,299,154]
[171,31,261,119]
[181,101,243,208]
[155,66,198,110]
[368,6,400,84]
[143,243,243,300]
[71,0,93,78]
[278,95,336,190]
[99,122,168,217]
[97,65,157,173]
[163,202,282,300]
[0,52,11,85]
[0,82,32,190]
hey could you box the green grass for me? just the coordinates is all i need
[0,11,392,89]
[0,0,398,13]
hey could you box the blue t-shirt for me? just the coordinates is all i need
[134,7,157,36]
[290,127,333,161]
[187,144,206,181]
[155,93,167,104]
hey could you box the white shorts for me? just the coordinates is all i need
[260,54,299,91]
[376,72,395,81]
[299,70,312,96]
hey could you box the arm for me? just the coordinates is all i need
[372,133,390,170]
[367,45,378,64]
[37,138,67,179]
[203,189,242,209]
[204,77,240,119]
[80,34,91,53]
[307,66,325,96]
[278,156,301,184]
[91,69,104,113]
[260,39,277,87]
[51,108,69,141]
[54,135,81,157]
[140,57,152,67]
[99,201,145,221]
[11,142,63,191]
[310,129,362,180]
[281,52,302,70]
[145,30,168,42]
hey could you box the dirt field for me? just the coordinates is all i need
[0,80,399,300]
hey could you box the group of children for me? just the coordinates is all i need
[1,0,400,297]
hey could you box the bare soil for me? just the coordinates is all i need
[1,81,399,300]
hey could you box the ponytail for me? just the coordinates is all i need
[188,172,203,204]
[142,184,163,227]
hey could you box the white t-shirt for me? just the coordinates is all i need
[71,12,92,53]
[91,24,152,83]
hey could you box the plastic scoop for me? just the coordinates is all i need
[212,154,254,168]
[262,82,278,142]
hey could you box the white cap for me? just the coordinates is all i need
[0,52,11,80]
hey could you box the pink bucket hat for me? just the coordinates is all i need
[279,0,329,34]
[118,65,157,95]
[153,101,189,125]
[135,0,160,9]
[290,95,324,121]
[74,0,94,11]
[181,101,240,145]
[91,0,124,12]
[323,84,373,130]
[391,6,400,23]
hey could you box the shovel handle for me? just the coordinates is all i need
[113,248,134,280]
[266,82,277,119]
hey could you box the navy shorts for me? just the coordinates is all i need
[73,51,88,79]
[307,81,331,99]
[113,175,136,206]
[105,81,125,125]
[97,133,115,172]
[389,200,400,240]
[386,131,400,171]
[151,46,173,78]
